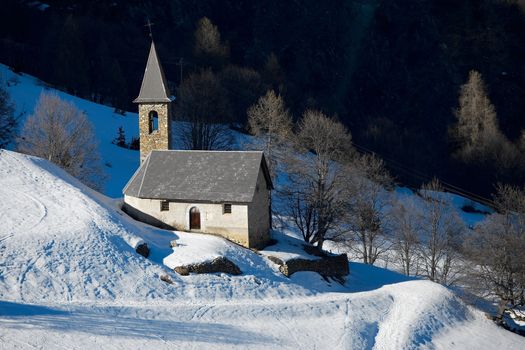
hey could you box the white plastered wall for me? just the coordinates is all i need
[124,195,250,247]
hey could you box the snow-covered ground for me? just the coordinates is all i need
[1,150,523,349]
[1,64,523,348]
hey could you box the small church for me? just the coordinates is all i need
[122,42,273,249]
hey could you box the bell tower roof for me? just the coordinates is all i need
[133,41,172,103]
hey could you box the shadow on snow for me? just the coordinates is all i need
[0,300,273,345]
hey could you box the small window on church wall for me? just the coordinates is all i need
[148,111,159,134]
[223,203,232,214]
[160,200,169,211]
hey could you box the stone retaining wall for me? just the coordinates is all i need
[174,257,242,276]
[272,254,349,278]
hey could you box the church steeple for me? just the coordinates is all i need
[134,41,173,163]
[134,42,172,103]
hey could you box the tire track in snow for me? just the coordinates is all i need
[0,187,48,234]
[187,305,216,350]
[1,152,49,234]
[267,304,304,349]
[0,234,14,243]
[17,240,55,301]
[17,255,39,302]
[338,299,352,349]
[189,304,213,321]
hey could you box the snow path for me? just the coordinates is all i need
[0,283,519,349]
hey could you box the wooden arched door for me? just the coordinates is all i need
[189,207,201,230]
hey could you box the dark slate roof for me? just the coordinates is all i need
[133,42,172,103]
[123,150,273,203]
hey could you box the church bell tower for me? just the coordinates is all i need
[134,41,173,163]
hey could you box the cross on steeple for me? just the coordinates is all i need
[145,18,155,39]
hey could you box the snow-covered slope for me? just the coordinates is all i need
[0,149,171,303]
[0,150,311,304]
[1,64,139,198]
[0,150,523,349]
[1,64,253,199]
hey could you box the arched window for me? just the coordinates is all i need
[189,207,201,230]
[148,110,158,134]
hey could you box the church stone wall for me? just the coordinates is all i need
[124,195,251,247]
[138,103,171,163]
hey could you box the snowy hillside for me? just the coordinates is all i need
[1,150,523,349]
[1,64,252,198]
[0,63,490,228]
[1,64,139,197]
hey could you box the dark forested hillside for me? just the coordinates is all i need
[1,0,524,197]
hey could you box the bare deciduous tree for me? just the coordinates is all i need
[247,90,292,178]
[464,184,525,310]
[283,110,353,250]
[341,154,393,265]
[177,121,233,151]
[175,69,233,150]
[418,179,464,285]
[219,65,264,124]
[16,92,104,190]
[389,197,422,275]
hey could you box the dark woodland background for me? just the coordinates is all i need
[1,0,524,198]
